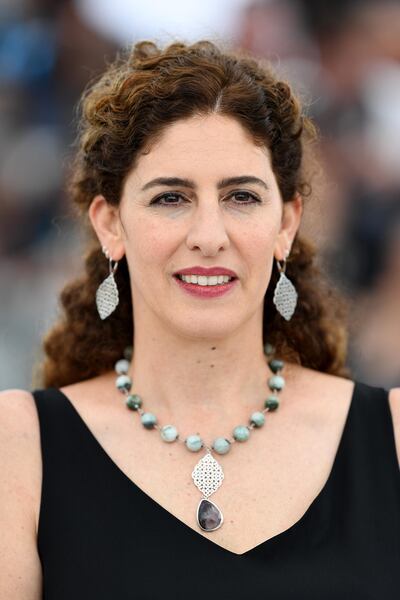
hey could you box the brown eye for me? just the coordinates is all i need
[150,193,187,206]
[229,191,260,204]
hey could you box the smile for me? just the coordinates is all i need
[173,274,238,298]
[177,274,234,286]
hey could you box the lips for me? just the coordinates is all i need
[173,266,238,278]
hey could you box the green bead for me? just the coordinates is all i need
[123,346,133,360]
[126,394,142,410]
[268,359,284,373]
[233,425,250,442]
[116,374,132,391]
[264,395,280,411]
[268,374,285,391]
[185,434,203,452]
[263,342,275,356]
[212,437,231,455]
[160,425,178,442]
[250,411,265,427]
[141,412,157,429]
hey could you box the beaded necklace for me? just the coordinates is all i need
[114,342,285,532]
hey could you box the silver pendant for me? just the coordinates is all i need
[96,272,119,320]
[273,272,298,321]
[192,451,224,531]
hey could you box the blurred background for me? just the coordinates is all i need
[0,0,399,390]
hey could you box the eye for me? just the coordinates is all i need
[150,192,187,206]
[227,191,261,205]
[150,190,261,207]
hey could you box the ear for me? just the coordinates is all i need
[88,195,125,260]
[274,193,303,261]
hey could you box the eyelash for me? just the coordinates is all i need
[150,191,261,207]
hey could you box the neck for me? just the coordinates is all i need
[128,313,285,439]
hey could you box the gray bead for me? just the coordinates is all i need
[160,425,178,442]
[116,374,132,391]
[212,437,231,455]
[185,434,203,452]
[250,411,265,427]
[268,374,285,391]
[141,412,157,429]
[115,359,130,375]
[233,425,250,442]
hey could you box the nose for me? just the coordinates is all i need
[185,200,230,256]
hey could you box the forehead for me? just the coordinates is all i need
[129,114,272,183]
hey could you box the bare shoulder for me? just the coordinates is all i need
[0,389,42,469]
[0,389,42,598]
[388,388,400,469]
[283,362,356,414]
[296,372,400,469]
[389,387,400,408]
[0,388,40,428]
[0,389,42,477]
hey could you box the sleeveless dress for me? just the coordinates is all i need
[31,381,400,599]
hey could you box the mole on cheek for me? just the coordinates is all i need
[211,346,216,350]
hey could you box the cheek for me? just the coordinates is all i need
[243,221,278,262]
[129,218,175,269]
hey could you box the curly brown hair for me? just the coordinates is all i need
[34,39,351,388]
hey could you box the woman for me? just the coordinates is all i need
[1,40,399,599]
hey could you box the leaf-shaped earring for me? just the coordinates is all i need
[96,249,119,320]
[273,256,298,321]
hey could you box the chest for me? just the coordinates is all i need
[70,392,351,555]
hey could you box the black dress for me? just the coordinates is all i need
[31,381,400,599]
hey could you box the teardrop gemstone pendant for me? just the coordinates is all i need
[191,451,224,531]
[196,498,224,531]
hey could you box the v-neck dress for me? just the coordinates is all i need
[31,381,400,599]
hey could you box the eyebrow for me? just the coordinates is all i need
[140,175,269,192]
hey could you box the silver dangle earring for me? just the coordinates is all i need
[273,252,298,321]
[96,246,119,320]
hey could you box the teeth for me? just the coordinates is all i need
[179,274,233,285]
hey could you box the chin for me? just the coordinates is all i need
[171,314,243,340]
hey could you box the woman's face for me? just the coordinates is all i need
[105,113,300,340]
